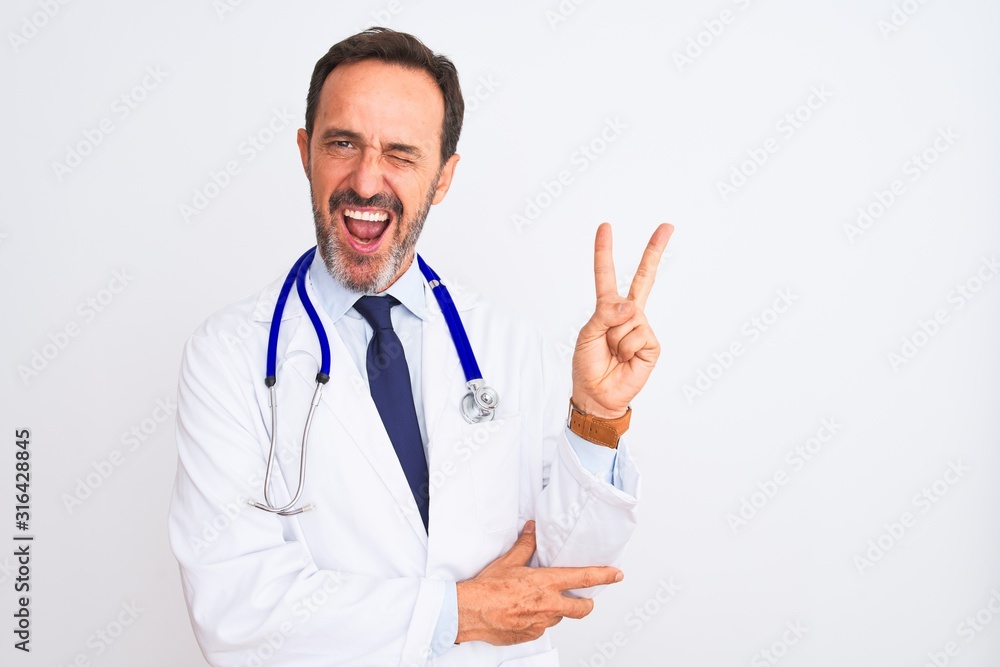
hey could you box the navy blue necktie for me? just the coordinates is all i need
[353,295,429,531]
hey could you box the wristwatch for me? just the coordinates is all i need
[566,399,631,449]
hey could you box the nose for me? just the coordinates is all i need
[347,149,385,200]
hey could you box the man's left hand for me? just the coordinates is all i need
[571,222,674,419]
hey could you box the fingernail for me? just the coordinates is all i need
[617,302,630,314]
[614,571,624,582]
[523,520,535,534]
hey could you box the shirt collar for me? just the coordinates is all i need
[308,250,429,323]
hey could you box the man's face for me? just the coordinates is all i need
[297,59,460,293]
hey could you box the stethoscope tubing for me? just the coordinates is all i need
[254,247,496,516]
[416,254,483,383]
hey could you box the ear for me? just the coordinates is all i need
[296,128,311,178]
[430,153,461,205]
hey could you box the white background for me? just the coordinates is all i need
[2,0,999,665]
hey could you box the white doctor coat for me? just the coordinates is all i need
[168,263,641,666]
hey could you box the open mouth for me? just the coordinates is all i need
[342,208,392,253]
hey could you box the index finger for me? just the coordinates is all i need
[542,565,623,592]
[593,222,617,300]
[627,223,674,310]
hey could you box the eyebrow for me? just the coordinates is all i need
[319,127,364,144]
[318,127,424,159]
[383,141,423,158]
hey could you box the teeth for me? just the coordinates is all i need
[344,209,389,222]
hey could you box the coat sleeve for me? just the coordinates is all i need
[167,328,445,667]
[531,332,641,596]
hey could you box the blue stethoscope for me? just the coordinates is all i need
[252,246,498,516]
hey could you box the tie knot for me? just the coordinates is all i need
[354,295,399,331]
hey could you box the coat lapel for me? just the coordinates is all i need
[421,281,466,446]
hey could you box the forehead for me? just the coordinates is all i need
[315,59,444,148]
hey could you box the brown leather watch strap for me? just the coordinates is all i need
[567,399,631,449]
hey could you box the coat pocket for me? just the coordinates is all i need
[463,414,522,533]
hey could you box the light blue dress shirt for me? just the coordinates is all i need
[307,252,622,657]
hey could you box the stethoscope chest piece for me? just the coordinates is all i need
[461,380,499,424]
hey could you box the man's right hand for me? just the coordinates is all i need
[454,520,623,646]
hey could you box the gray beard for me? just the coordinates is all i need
[312,182,436,294]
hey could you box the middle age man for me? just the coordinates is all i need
[169,27,673,666]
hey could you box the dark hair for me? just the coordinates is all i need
[304,27,464,164]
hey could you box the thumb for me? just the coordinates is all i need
[499,520,537,566]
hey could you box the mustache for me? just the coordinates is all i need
[327,189,403,217]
